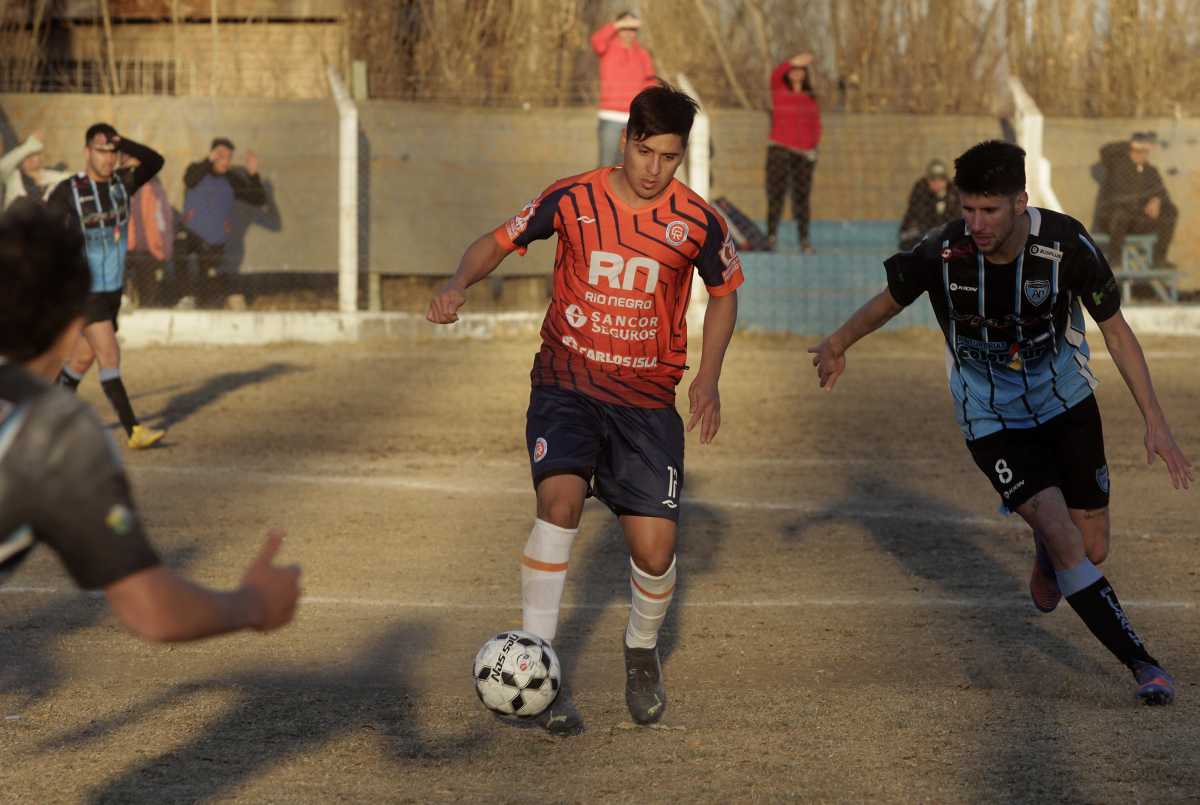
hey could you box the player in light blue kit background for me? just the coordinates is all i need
[47,123,167,449]
[810,140,1191,705]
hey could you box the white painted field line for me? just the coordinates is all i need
[1,586,1193,611]
[132,465,1004,527]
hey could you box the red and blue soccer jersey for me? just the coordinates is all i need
[493,167,744,409]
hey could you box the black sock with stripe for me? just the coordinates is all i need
[1065,577,1158,671]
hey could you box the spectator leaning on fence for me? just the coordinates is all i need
[1,130,71,209]
[591,11,657,168]
[898,159,961,251]
[1093,132,1177,269]
[766,52,822,254]
[178,137,266,309]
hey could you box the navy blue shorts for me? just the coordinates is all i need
[526,384,684,522]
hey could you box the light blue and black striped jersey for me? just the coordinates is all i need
[884,208,1121,440]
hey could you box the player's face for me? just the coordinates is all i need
[85,136,118,179]
[927,176,947,194]
[20,152,42,175]
[620,132,685,201]
[961,191,1027,255]
[210,146,234,174]
[1130,143,1152,165]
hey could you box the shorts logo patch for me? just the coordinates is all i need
[1024,279,1051,307]
[1029,243,1063,262]
[665,220,689,246]
[662,464,679,508]
[533,437,548,463]
[105,504,133,536]
[1096,464,1110,494]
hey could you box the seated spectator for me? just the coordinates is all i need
[1093,132,1177,269]
[898,159,960,251]
[1,130,70,209]
[177,138,266,308]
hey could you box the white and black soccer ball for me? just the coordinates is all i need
[472,629,561,717]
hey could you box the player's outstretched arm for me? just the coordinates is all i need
[688,290,738,444]
[1096,311,1194,489]
[105,530,302,642]
[807,289,904,391]
[426,232,510,324]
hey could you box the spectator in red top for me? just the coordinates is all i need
[766,52,822,253]
[591,11,657,167]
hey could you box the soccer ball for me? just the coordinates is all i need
[472,629,561,717]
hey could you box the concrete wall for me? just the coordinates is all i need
[3,93,1197,288]
[1,92,338,274]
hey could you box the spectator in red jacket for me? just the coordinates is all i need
[766,52,822,253]
[591,11,657,167]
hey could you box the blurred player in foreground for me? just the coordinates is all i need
[47,123,166,449]
[810,140,1191,705]
[428,84,743,733]
[0,199,302,641]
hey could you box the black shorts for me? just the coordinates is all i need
[82,290,123,331]
[526,384,684,522]
[967,394,1110,512]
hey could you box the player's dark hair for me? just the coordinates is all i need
[85,122,118,144]
[954,140,1026,196]
[211,137,235,151]
[627,82,700,146]
[0,199,90,363]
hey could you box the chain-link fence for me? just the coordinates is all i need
[1,2,1198,331]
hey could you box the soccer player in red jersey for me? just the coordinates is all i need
[428,84,743,733]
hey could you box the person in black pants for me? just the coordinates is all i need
[177,137,266,308]
[765,53,822,253]
[1093,132,1177,268]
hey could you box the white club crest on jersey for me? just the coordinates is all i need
[665,220,689,246]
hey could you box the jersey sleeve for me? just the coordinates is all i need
[883,236,940,307]
[695,208,744,297]
[1065,222,1121,323]
[26,397,160,590]
[492,183,570,256]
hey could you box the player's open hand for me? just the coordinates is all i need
[245,150,260,176]
[807,336,846,390]
[240,529,302,632]
[687,375,721,444]
[1145,420,1193,490]
[427,283,467,324]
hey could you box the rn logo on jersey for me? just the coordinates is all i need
[588,251,660,293]
[1029,243,1063,262]
[1024,279,1051,307]
[564,304,587,328]
[533,437,548,463]
[1096,464,1110,494]
[665,220,689,246]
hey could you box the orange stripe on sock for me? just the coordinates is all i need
[522,555,568,573]
[632,577,675,600]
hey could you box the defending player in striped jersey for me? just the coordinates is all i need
[810,140,1192,705]
[428,84,743,733]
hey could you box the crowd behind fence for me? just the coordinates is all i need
[1,88,1196,333]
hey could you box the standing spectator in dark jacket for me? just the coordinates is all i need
[591,11,657,167]
[178,138,266,308]
[766,52,822,253]
[898,159,961,250]
[1093,132,1177,268]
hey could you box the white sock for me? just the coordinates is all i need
[520,518,578,642]
[625,555,677,649]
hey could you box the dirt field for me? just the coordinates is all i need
[1,327,1198,804]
